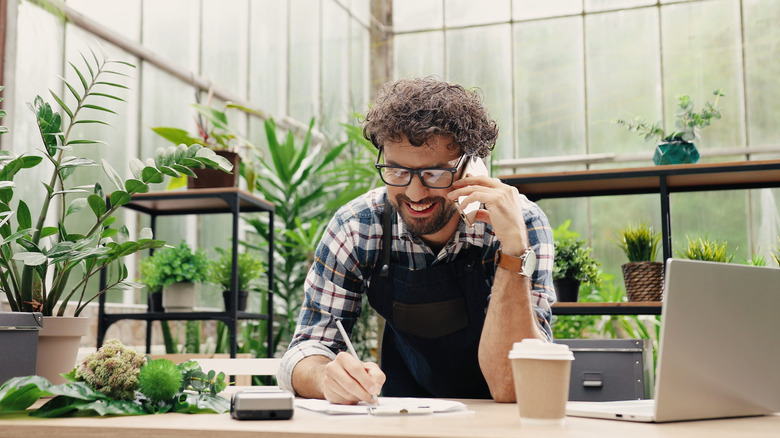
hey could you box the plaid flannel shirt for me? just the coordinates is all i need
[277,187,555,393]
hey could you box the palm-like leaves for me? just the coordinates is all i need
[0,48,232,316]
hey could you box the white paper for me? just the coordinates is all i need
[295,397,467,415]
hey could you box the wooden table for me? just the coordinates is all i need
[1,399,778,438]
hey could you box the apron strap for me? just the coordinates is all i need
[380,203,393,277]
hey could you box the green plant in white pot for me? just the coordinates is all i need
[615,222,664,302]
[614,89,725,165]
[141,241,209,312]
[0,49,230,383]
[208,247,264,312]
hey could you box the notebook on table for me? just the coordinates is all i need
[566,259,780,423]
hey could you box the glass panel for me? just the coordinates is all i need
[585,8,662,159]
[661,0,745,155]
[585,0,655,12]
[445,0,510,27]
[512,0,582,20]
[201,0,249,100]
[446,25,513,161]
[393,0,443,33]
[322,0,350,139]
[393,31,445,79]
[351,0,371,26]
[743,0,780,151]
[349,19,370,120]
[514,16,585,160]
[248,0,288,148]
[289,0,321,124]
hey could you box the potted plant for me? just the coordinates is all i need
[614,89,725,165]
[552,221,602,302]
[675,235,735,263]
[615,222,664,302]
[208,247,264,312]
[140,241,210,312]
[151,97,257,190]
[0,50,231,383]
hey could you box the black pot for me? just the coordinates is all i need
[554,278,581,302]
[148,291,164,312]
[222,290,249,312]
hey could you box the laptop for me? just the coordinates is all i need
[566,258,780,422]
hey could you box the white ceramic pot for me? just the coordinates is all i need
[162,282,198,312]
[36,316,91,384]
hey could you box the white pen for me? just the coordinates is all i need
[335,318,379,405]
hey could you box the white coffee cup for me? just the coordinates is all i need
[508,339,574,425]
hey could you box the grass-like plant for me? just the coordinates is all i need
[208,247,264,291]
[675,236,735,263]
[614,222,661,262]
[771,237,780,266]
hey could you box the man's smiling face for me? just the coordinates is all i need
[382,135,464,241]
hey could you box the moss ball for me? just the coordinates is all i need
[138,359,183,403]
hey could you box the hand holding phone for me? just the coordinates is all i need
[454,156,489,227]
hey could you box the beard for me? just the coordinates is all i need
[389,193,458,237]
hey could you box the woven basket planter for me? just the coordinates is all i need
[622,261,664,302]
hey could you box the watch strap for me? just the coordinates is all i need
[496,248,533,275]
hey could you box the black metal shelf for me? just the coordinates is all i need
[501,159,780,316]
[97,187,275,358]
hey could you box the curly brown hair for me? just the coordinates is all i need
[362,77,498,158]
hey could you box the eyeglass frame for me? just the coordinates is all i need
[374,147,469,189]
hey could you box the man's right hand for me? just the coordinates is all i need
[322,352,384,404]
[291,353,385,404]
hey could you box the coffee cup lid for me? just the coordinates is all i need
[507,339,574,360]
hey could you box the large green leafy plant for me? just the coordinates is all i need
[0,49,231,317]
[242,119,380,357]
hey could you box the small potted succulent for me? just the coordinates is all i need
[614,89,725,165]
[552,220,602,302]
[615,222,663,301]
[208,247,264,312]
[140,241,210,312]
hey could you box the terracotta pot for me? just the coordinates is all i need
[36,316,90,384]
[187,150,240,189]
[162,282,198,312]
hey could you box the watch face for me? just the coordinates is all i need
[522,250,537,277]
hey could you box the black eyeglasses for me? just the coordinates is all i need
[374,148,467,189]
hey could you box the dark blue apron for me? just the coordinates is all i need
[365,205,493,399]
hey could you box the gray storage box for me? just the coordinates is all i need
[0,312,43,385]
[557,339,654,401]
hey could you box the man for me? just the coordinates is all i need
[277,77,554,403]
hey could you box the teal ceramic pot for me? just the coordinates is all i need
[653,141,700,165]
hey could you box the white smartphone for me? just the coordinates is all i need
[454,156,489,227]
